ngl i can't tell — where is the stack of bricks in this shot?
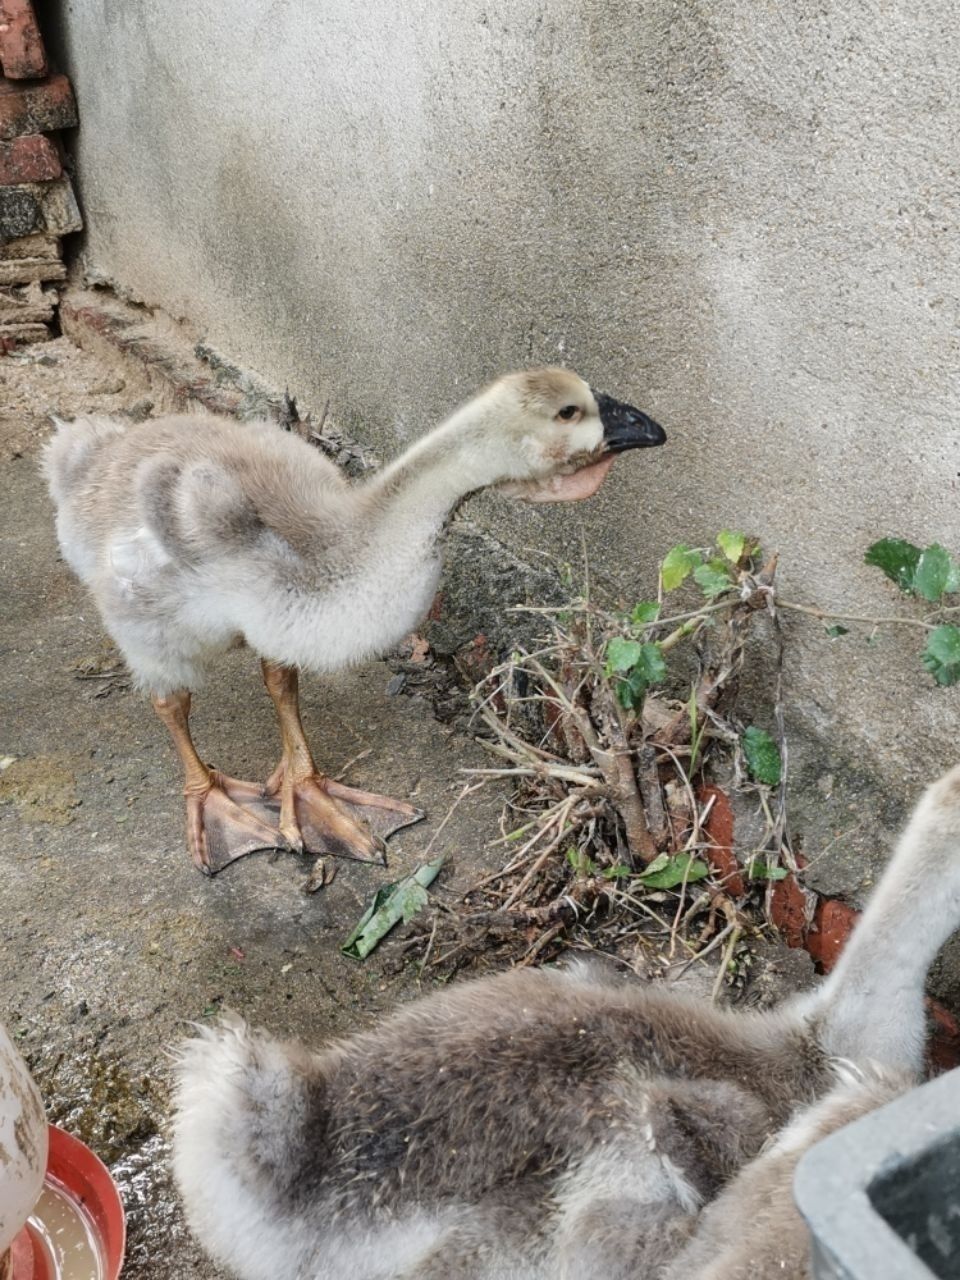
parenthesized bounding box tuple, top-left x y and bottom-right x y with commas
(0, 0, 80, 348)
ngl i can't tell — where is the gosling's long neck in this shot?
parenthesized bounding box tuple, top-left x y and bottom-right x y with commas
(809, 767, 960, 1074)
(360, 395, 510, 539)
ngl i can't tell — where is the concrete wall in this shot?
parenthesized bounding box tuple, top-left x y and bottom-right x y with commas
(46, 0, 959, 799)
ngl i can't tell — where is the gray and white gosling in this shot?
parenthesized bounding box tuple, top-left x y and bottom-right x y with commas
(660, 1063, 909, 1280)
(171, 762, 960, 1280)
(43, 369, 664, 874)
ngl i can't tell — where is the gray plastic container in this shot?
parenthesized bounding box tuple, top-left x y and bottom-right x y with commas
(794, 1067, 960, 1279)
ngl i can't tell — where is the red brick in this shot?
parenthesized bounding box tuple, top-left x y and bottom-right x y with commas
(806, 898, 860, 973)
(454, 633, 494, 686)
(0, 73, 76, 140)
(769, 871, 813, 949)
(699, 785, 746, 897)
(0, 132, 58, 182)
(927, 997, 960, 1074)
(0, 0, 46, 79)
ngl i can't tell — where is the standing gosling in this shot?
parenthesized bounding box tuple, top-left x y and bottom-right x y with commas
(44, 370, 664, 873)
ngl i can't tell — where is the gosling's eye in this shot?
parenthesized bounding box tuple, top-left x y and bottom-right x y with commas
(556, 405, 580, 422)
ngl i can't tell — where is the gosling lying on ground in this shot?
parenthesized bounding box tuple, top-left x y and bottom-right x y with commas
(171, 764, 960, 1279)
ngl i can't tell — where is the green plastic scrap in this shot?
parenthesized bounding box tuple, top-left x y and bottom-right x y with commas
(341, 857, 444, 960)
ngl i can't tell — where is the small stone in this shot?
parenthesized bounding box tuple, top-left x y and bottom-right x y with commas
(88, 373, 126, 395)
(386, 673, 407, 696)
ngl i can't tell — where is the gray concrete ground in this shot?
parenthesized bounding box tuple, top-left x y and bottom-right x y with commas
(0, 339, 504, 1277)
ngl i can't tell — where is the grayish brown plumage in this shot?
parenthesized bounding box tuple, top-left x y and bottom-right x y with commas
(172, 763, 960, 1278)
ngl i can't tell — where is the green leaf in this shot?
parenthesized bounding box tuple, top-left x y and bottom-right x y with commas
(605, 637, 644, 674)
(717, 530, 746, 564)
(504, 826, 530, 842)
(864, 538, 922, 592)
(922, 625, 960, 687)
(638, 853, 710, 890)
(342, 858, 444, 959)
(566, 847, 595, 875)
(825, 624, 850, 638)
(746, 860, 789, 881)
(661, 545, 702, 591)
(947, 560, 960, 594)
(630, 601, 661, 626)
(613, 642, 667, 710)
(742, 726, 782, 786)
(693, 562, 734, 599)
(602, 863, 632, 879)
(914, 543, 957, 603)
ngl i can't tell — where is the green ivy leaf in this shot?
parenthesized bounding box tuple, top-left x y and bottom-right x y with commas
(947, 560, 960, 594)
(613, 642, 667, 709)
(742, 726, 782, 786)
(638, 853, 710, 890)
(922, 625, 960, 687)
(694, 562, 734, 599)
(717, 530, 746, 564)
(661, 544, 702, 591)
(825, 624, 850, 638)
(914, 544, 958, 603)
(605, 637, 644, 674)
(864, 538, 922, 592)
(630, 601, 661, 626)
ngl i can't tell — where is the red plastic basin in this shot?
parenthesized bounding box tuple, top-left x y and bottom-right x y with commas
(11, 1125, 125, 1280)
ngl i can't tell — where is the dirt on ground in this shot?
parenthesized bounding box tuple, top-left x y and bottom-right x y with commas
(0, 337, 508, 1278)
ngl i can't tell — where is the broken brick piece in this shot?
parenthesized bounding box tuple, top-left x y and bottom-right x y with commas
(0, 255, 66, 283)
(0, 230, 57, 259)
(0, 133, 60, 183)
(699, 785, 746, 897)
(454, 633, 494, 686)
(927, 997, 960, 1074)
(0, 73, 76, 140)
(769, 871, 814, 949)
(806, 898, 861, 974)
(0, 0, 47, 79)
(0, 279, 56, 322)
(0, 318, 48, 343)
(0, 174, 81, 239)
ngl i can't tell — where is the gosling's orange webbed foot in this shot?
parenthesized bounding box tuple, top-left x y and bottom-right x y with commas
(257, 764, 424, 864)
(185, 770, 288, 876)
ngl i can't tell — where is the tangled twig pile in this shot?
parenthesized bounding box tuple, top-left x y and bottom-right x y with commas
(408, 534, 801, 982)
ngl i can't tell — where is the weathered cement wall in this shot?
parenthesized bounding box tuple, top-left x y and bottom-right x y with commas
(46, 1, 959, 799)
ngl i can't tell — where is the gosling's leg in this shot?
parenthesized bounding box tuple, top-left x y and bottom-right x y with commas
(151, 690, 285, 875)
(259, 660, 424, 862)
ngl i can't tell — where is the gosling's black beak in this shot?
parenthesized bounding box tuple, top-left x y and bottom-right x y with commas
(592, 389, 667, 453)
